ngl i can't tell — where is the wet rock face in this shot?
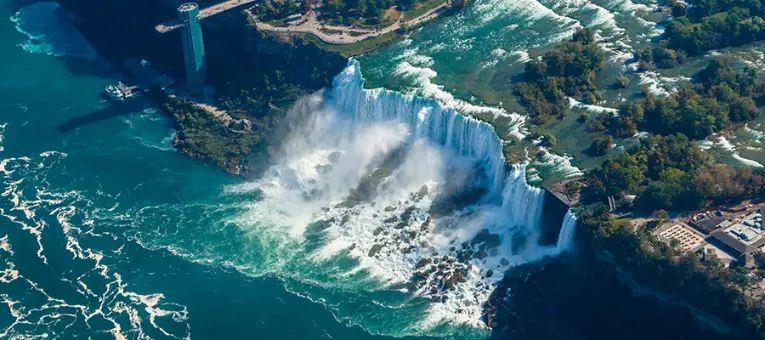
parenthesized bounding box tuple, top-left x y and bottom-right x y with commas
(325, 157, 509, 307)
(409, 254, 470, 297)
(368, 244, 383, 257)
(429, 164, 490, 217)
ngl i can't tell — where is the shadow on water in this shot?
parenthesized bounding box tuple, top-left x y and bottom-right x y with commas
(4, 0, 35, 11)
(57, 96, 163, 132)
(59, 54, 116, 79)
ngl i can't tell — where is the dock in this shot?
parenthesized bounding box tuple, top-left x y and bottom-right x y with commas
(121, 58, 173, 90)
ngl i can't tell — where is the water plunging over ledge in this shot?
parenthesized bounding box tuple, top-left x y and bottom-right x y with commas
(227, 59, 577, 332)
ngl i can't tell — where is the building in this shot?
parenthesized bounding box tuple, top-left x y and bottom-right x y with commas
(178, 3, 207, 88)
(702, 245, 735, 267)
(708, 209, 765, 268)
(286, 14, 302, 23)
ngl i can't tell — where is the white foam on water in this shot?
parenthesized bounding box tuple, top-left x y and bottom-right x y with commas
(10, 2, 98, 60)
(479, 48, 511, 69)
(568, 97, 620, 114)
(473, 0, 578, 25)
(637, 70, 691, 97)
(529, 148, 584, 183)
(0, 150, 191, 339)
(716, 136, 764, 168)
(226, 60, 577, 333)
(391, 61, 527, 139)
(743, 123, 765, 140)
(0, 235, 11, 255)
(0, 123, 6, 152)
(395, 47, 435, 68)
(508, 50, 531, 64)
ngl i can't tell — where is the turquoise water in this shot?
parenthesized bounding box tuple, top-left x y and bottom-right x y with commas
(0, 2, 442, 339)
(3, 2, 556, 339)
(2, 1, 760, 339)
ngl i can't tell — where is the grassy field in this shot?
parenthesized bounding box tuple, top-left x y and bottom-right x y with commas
(403, 0, 447, 20)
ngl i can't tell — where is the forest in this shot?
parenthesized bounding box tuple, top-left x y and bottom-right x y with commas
(514, 28, 606, 124)
(635, 0, 765, 68)
(581, 133, 765, 211)
(590, 58, 764, 139)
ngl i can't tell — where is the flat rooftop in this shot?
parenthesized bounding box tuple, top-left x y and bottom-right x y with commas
(710, 215, 765, 256)
(179, 3, 199, 11)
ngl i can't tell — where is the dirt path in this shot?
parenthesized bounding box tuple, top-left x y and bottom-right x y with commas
(253, 4, 449, 44)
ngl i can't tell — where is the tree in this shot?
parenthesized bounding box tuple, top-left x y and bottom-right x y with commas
(653, 209, 669, 221)
(514, 28, 605, 124)
(588, 136, 613, 156)
(755, 251, 765, 268)
(613, 74, 630, 89)
(302, 0, 313, 12)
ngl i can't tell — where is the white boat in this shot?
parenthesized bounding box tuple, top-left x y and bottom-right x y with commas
(105, 84, 125, 101)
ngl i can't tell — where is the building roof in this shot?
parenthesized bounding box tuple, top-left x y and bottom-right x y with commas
(694, 215, 728, 234)
(710, 229, 765, 256)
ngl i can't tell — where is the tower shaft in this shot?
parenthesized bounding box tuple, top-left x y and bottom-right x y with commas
(178, 3, 207, 88)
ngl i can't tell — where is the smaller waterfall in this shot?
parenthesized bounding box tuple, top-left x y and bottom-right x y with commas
(556, 209, 577, 253)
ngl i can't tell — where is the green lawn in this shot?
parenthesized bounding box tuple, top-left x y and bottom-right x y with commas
(303, 30, 403, 57)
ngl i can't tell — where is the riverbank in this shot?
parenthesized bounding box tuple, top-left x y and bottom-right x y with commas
(252, 3, 449, 50)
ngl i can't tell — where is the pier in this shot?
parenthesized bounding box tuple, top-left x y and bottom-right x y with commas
(106, 58, 173, 101)
(121, 58, 173, 90)
(155, 0, 257, 33)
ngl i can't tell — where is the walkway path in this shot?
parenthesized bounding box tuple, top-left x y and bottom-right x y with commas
(157, 0, 258, 33)
(253, 4, 449, 44)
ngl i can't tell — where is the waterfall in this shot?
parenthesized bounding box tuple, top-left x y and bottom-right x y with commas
(556, 209, 577, 253)
(330, 60, 507, 193)
(232, 59, 575, 330)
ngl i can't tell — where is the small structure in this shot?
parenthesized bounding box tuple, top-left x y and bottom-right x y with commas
(702, 245, 734, 268)
(286, 13, 302, 23)
(545, 178, 584, 207)
(117, 82, 133, 97)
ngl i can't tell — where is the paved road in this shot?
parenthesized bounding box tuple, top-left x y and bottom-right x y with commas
(254, 4, 449, 44)
(156, 0, 258, 33)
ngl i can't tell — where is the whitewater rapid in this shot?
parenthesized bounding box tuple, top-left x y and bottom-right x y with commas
(228, 60, 577, 333)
